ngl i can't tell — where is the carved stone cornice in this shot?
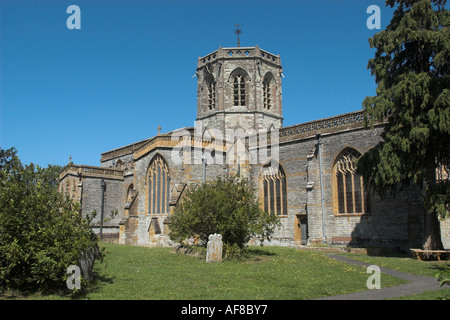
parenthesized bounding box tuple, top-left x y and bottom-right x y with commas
(59, 164, 124, 181)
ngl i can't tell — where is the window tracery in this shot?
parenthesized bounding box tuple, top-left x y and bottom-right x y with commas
(333, 148, 370, 214)
(147, 155, 170, 214)
(233, 74, 246, 106)
(261, 163, 287, 216)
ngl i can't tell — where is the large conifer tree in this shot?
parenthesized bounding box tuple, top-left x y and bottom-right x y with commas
(358, 0, 449, 250)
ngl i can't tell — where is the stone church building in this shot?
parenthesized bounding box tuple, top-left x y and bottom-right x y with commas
(59, 45, 449, 251)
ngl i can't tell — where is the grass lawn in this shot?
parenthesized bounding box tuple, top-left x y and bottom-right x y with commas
(339, 251, 448, 277)
(5, 243, 448, 300)
(32, 242, 408, 300)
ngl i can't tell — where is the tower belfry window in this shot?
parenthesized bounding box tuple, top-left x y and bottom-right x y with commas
(207, 80, 216, 110)
(263, 80, 272, 110)
(233, 74, 246, 106)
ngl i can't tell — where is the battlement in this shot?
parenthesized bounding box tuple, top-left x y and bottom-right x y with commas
(197, 46, 281, 68)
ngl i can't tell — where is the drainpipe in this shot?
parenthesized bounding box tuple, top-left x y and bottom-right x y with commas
(202, 154, 206, 183)
(237, 156, 241, 177)
(100, 179, 106, 240)
(316, 133, 326, 244)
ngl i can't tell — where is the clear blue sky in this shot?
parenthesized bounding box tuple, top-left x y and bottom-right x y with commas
(0, 0, 395, 167)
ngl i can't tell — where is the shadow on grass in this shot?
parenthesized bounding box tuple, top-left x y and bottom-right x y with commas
(226, 247, 277, 263)
(246, 248, 277, 257)
(72, 270, 115, 300)
(347, 245, 450, 261)
(0, 269, 115, 300)
(430, 262, 450, 274)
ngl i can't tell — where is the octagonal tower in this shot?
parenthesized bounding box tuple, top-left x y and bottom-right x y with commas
(196, 46, 284, 133)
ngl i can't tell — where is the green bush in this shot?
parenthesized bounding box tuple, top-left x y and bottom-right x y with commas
(169, 175, 280, 250)
(436, 263, 450, 300)
(436, 263, 450, 286)
(222, 243, 250, 260)
(0, 147, 102, 291)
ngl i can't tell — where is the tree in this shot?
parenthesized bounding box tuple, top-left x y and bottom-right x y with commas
(169, 175, 280, 249)
(0, 147, 101, 291)
(358, 0, 449, 250)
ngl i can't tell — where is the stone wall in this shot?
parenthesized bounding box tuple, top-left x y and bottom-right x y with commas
(81, 177, 124, 240)
(270, 124, 450, 252)
(440, 217, 450, 248)
(59, 164, 127, 241)
(61, 119, 450, 250)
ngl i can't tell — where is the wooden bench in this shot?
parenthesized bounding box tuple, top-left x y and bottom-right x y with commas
(410, 249, 450, 261)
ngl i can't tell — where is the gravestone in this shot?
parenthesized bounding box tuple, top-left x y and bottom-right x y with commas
(206, 234, 223, 263)
(79, 245, 99, 281)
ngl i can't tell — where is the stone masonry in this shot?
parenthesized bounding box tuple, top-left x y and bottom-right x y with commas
(59, 45, 449, 251)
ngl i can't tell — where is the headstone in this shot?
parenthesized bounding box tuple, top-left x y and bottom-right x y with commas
(206, 234, 223, 263)
(79, 245, 99, 281)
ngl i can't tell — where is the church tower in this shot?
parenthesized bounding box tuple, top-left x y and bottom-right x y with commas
(196, 45, 284, 133)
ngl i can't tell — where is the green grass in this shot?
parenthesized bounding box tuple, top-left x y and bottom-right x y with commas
(37, 243, 407, 300)
(339, 252, 447, 277)
(392, 288, 450, 300)
(5, 243, 448, 300)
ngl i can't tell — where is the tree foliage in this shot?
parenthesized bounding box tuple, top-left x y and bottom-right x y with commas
(169, 176, 280, 249)
(358, 0, 449, 249)
(0, 147, 101, 291)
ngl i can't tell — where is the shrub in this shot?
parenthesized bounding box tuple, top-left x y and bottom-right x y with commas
(0, 147, 102, 291)
(169, 175, 280, 250)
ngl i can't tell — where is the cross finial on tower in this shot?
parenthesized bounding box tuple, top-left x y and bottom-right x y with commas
(157, 124, 161, 135)
(234, 23, 242, 47)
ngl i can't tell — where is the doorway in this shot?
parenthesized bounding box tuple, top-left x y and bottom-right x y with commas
(294, 214, 308, 245)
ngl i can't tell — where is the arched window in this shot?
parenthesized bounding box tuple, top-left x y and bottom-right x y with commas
(261, 163, 287, 216)
(205, 74, 216, 110)
(263, 73, 275, 110)
(333, 148, 370, 214)
(147, 154, 170, 214)
(115, 159, 123, 169)
(233, 74, 246, 106)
